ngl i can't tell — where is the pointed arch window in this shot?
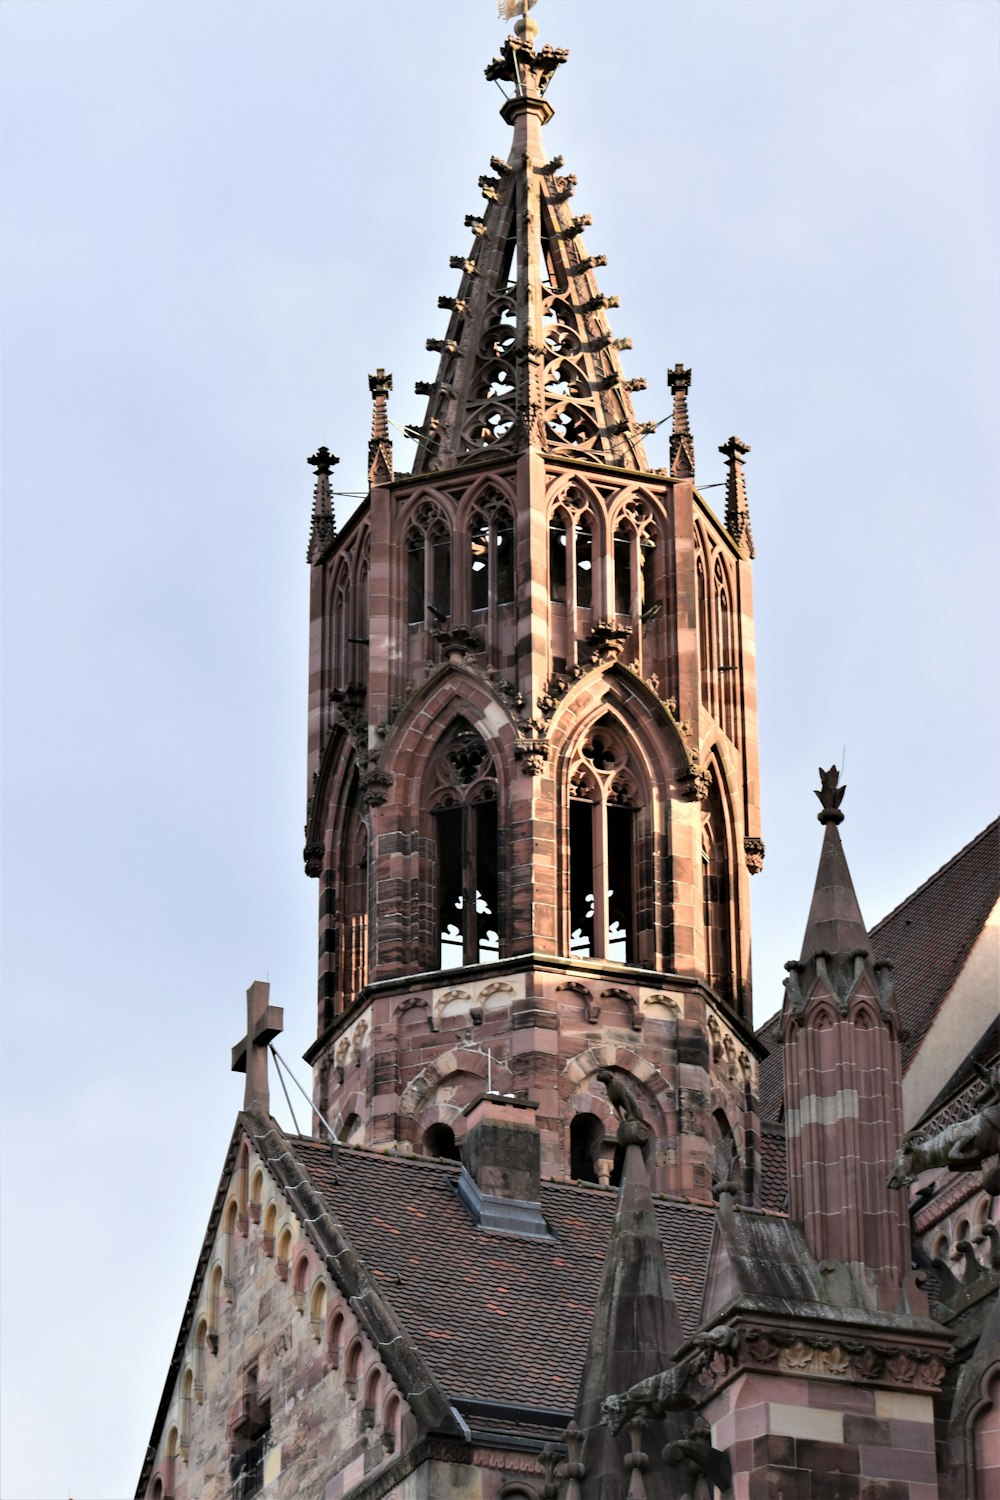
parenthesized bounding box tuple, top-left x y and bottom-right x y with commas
(696, 548, 714, 716)
(469, 491, 514, 611)
(406, 504, 451, 626)
(714, 558, 739, 745)
(429, 721, 500, 968)
(568, 719, 639, 963)
(702, 781, 734, 1007)
(549, 490, 597, 617)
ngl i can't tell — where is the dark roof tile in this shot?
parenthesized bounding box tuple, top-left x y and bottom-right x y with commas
(288, 1138, 717, 1411)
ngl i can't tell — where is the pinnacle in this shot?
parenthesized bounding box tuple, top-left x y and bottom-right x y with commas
(798, 770, 871, 962)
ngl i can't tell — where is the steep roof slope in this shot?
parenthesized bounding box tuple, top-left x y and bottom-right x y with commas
(754, 817, 999, 1129)
(869, 818, 999, 1072)
(293, 1136, 716, 1412)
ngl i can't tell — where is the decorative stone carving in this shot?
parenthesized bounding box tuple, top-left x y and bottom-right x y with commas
(887, 1064, 1000, 1195)
(743, 835, 765, 874)
(302, 841, 324, 878)
(360, 770, 393, 808)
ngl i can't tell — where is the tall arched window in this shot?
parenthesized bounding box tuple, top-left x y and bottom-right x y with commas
(406, 503, 451, 626)
(351, 543, 370, 687)
(702, 779, 734, 1007)
(329, 562, 350, 690)
(696, 547, 715, 716)
(612, 501, 661, 678)
(469, 491, 514, 611)
(715, 558, 739, 745)
(429, 721, 500, 968)
(568, 719, 639, 963)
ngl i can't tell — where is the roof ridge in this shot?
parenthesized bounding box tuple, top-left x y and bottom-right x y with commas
(868, 816, 1000, 939)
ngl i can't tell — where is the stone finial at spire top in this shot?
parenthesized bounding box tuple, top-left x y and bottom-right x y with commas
(367, 369, 394, 485)
(668, 363, 695, 479)
(307, 446, 338, 561)
(307, 445, 339, 476)
(816, 764, 846, 825)
(719, 433, 754, 559)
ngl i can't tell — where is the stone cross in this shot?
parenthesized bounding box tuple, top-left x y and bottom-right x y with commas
(231, 980, 284, 1113)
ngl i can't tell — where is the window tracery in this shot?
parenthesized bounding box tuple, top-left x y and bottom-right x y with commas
(469, 489, 514, 611)
(549, 488, 597, 620)
(406, 502, 451, 626)
(702, 780, 734, 1007)
(429, 721, 499, 968)
(568, 719, 639, 962)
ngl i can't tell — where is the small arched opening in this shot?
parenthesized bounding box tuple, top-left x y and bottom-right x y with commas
(423, 1122, 461, 1161)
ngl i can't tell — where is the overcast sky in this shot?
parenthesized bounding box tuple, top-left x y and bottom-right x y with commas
(2, 1, 997, 1495)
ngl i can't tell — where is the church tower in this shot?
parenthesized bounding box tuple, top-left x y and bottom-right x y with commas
(302, 13, 764, 1199)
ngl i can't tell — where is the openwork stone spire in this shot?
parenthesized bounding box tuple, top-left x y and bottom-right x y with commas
(412, 29, 651, 475)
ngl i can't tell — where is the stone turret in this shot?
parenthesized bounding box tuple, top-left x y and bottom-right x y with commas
(781, 767, 910, 1297)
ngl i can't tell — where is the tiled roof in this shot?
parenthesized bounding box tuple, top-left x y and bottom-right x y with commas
(754, 818, 1000, 1124)
(758, 1127, 787, 1213)
(868, 819, 999, 1072)
(755, 1011, 784, 1125)
(289, 1137, 717, 1412)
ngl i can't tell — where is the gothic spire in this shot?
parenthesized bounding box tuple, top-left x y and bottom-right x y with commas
(412, 20, 652, 475)
(720, 435, 754, 558)
(367, 368, 394, 486)
(574, 1092, 683, 1497)
(797, 767, 871, 963)
(667, 364, 694, 479)
(307, 445, 338, 562)
(781, 769, 910, 1291)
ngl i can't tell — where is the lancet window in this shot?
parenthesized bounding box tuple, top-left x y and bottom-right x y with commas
(406, 504, 451, 626)
(702, 780, 734, 1007)
(696, 546, 715, 718)
(351, 545, 370, 688)
(715, 558, 739, 746)
(568, 718, 640, 963)
(429, 721, 500, 968)
(469, 490, 514, 612)
(549, 488, 597, 637)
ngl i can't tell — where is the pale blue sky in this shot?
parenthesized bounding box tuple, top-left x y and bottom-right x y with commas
(2, 1, 997, 1495)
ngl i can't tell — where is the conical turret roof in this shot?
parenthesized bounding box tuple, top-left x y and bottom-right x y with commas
(799, 766, 872, 962)
(412, 29, 652, 475)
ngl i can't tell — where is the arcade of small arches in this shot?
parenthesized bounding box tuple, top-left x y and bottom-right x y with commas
(147, 1142, 405, 1499)
(927, 1192, 999, 1279)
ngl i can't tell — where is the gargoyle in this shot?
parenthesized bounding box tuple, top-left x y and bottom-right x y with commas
(887, 1064, 1000, 1194)
(601, 1361, 695, 1433)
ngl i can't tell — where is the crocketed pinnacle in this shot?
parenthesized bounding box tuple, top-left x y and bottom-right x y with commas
(307, 446, 338, 563)
(368, 369, 394, 486)
(574, 1119, 684, 1498)
(412, 32, 651, 475)
(720, 435, 754, 558)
